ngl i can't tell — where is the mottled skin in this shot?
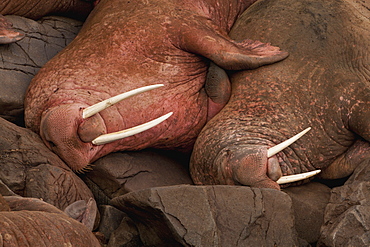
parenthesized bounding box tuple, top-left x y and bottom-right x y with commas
(0, 195, 100, 246)
(190, 0, 370, 189)
(24, 0, 288, 171)
(0, 0, 95, 43)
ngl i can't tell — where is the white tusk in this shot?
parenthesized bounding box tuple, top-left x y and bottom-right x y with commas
(92, 112, 173, 145)
(276, 169, 321, 184)
(267, 127, 311, 158)
(82, 84, 164, 119)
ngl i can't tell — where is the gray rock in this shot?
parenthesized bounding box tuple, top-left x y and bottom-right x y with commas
(82, 150, 192, 204)
(0, 15, 82, 124)
(318, 181, 370, 247)
(284, 182, 331, 244)
(318, 158, 370, 246)
(111, 185, 299, 247)
(98, 205, 126, 241)
(0, 117, 93, 210)
(107, 213, 142, 247)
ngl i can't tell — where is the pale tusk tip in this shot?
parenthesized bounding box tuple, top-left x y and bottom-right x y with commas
(276, 169, 321, 185)
(267, 127, 312, 158)
(82, 84, 166, 119)
(92, 111, 173, 145)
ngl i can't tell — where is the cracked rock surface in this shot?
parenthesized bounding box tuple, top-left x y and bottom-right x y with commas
(82, 150, 193, 205)
(318, 159, 370, 247)
(0, 116, 94, 211)
(111, 185, 299, 246)
(0, 15, 82, 125)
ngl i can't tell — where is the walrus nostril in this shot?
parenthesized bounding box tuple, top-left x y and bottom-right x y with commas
(82, 84, 164, 119)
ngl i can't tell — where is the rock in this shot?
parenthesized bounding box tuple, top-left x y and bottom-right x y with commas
(111, 185, 299, 246)
(284, 182, 331, 244)
(318, 159, 370, 246)
(107, 213, 142, 247)
(82, 150, 192, 204)
(0, 15, 82, 125)
(0, 117, 93, 210)
(98, 205, 126, 241)
(318, 181, 370, 247)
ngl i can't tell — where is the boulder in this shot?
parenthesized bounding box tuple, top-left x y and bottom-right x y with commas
(82, 150, 192, 205)
(284, 182, 331, 244)
(0, 15, 82, 125)
(0, 117, 93, 210)
(111, 185, 299, 246)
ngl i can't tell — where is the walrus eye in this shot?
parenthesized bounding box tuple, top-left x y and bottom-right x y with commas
(48, 140, 56, 149)
(82, 84, 164, 119)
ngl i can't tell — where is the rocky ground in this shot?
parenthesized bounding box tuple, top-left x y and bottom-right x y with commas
(1, 15, 370, 246)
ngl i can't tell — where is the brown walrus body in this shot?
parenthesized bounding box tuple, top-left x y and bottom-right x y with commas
(24, 0, 288, 171)
(190, 0, 370, 189)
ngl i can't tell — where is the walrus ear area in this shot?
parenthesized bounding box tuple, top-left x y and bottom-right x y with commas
(175, 15, 288, 70)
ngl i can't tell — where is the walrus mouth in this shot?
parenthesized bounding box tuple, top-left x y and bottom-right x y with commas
(82, 84, 173, 145)
(266, 127, 321, 184)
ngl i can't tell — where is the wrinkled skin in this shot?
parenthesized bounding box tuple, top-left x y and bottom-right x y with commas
(0, 0, 95, 44)
(190, 0, 370, 190)
(0, 195, 100, 247)
(24, 0, 288, 171)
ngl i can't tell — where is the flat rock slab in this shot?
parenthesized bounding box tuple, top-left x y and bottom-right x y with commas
(284, 182, 331, 244)
(82, 150, 192, 205)
(0, 117, 93, 210)
(111, 185, 298, 246)
(0, 15, 82, 124)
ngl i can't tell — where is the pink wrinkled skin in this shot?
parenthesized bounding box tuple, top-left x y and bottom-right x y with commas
(24, 0, 288, 171)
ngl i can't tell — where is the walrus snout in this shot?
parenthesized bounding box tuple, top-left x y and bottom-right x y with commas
(40, 104, 101, 172)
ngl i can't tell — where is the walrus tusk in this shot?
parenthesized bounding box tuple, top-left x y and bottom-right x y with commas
(92, 112, 173, 145)
(267, 127, 311, 158)
(276, 169, 321, 184)
(82, 84, 164, 119)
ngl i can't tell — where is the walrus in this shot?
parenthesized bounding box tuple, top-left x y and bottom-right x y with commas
(190, 0, 370, 189)
(24, 0, 288, 172)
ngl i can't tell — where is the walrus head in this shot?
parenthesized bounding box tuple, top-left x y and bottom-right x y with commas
(191, 127, 321, 189)
(40, 84, 172, 172)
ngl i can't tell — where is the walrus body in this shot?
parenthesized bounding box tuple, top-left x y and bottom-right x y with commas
(24, 0, 288, 171)
(190, 0, 370, 189)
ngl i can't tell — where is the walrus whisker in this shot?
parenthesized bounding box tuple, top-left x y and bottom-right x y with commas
(74, 164, 94, 173)
(267, 127, 311, 158)
(92, 112, 173, 145)
(276, 169, 321, 184)
(82, 84, 164, 119)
